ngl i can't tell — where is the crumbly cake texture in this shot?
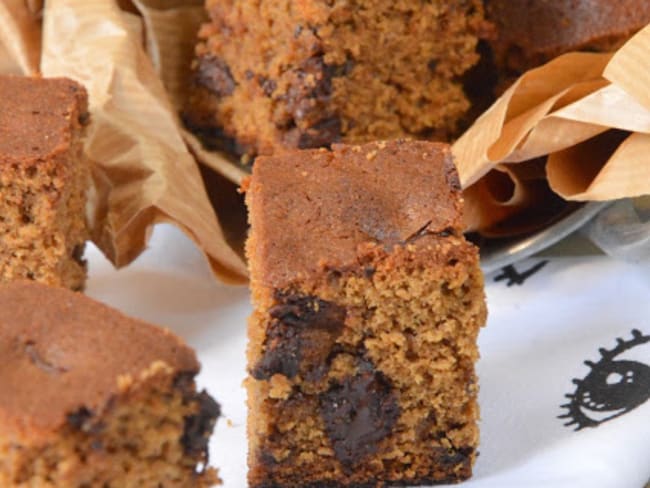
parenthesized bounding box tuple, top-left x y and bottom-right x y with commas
(0, 75, 90, 290)
(0, 281, 220, 487)
(487, 0, 650, 74)
(245, 140, 487, 487)
(185, 0, 489, 157)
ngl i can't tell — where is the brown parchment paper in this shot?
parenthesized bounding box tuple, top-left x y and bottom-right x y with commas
(0, 0, 41, 75)
(454, 24, 650, 234)
(0, 0, 247, 283)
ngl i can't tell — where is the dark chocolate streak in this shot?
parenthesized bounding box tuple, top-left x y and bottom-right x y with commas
(196, 55, 236, 97)
(319, 360, 400, 469)
(252, 293, 346, 380)
(181, 390, 221, 458)
(181, 112, 249, 158)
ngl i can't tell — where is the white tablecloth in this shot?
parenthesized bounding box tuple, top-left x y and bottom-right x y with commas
(85, 224, 650, 488)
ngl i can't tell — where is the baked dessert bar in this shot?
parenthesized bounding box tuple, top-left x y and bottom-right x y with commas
(0, 281, 220, 487)
(185, 1, 490, 157)
(487, 0, 650, 74)
(244, 140, 487, 486)
(0, 75, 90, 290)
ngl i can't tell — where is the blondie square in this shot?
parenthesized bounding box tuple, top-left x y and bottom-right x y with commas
(0, 75, 89, 290)
(0, 281, 220, 487)
(244, 140, 487, 486)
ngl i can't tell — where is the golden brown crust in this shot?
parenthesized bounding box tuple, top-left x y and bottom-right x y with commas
(0, 75, 90, 290)
(246, 140, 463, 289)
(0, 76, 88, 162)
(0, 281, 199, 444)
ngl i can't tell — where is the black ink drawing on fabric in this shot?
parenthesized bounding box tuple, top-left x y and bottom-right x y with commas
(559, 329, 650, 430)
(494, 261, 549, 286)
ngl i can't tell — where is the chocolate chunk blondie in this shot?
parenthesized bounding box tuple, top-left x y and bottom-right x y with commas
(0, 76, 90, 290)
(185, 1, 490, 157)
(0, 281, 220, 487)
(244, 140, 487, 486)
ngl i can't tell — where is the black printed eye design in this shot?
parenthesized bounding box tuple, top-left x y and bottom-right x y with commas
(559, 329, 650, 431)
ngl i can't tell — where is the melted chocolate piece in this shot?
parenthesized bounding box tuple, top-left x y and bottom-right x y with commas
(173, 370, 196, 394)
(67, 406, 94, 431)
(252, 294, 346, 380)
(296, 116, 342, 149)
(196, 55, 236, 97)
(253, 320, 302, 379)
(276, 56, 342, 148)
(260, 76, 278, 97)
(434, 446, 475, 470)
(181, 390, 221, 457)
(319, 360, 400, 468)
(78, 111, 90, 125)
(269, 293, 345, 329)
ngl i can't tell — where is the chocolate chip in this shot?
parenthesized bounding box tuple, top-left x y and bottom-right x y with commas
(67, 406, 94, 431)
(78, 111, 90, 125)
(253, 322, 302, 379)
(427, 59, 439, 71)
(181, 390, 221, 458)
(332, 58, 355, 77)
(173, 370, 196, 394)
(297, 116, 342, 149)
(435, 446, 474, 470)
(319, 360, 400, 468)
(276, 55, 342, 148)
(258, 450, 280, 468)
(363, 266, 376, 279)
(252, 294, 346, 380)
(195, 55, 236, 97)
(269, 293, 346, 331)
(261, 77, 277, 97)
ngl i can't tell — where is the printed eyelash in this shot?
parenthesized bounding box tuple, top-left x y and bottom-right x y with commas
(559, 329, 650, 431)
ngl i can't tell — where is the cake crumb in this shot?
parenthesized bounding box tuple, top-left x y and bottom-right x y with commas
(268, 374, 292, 399)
